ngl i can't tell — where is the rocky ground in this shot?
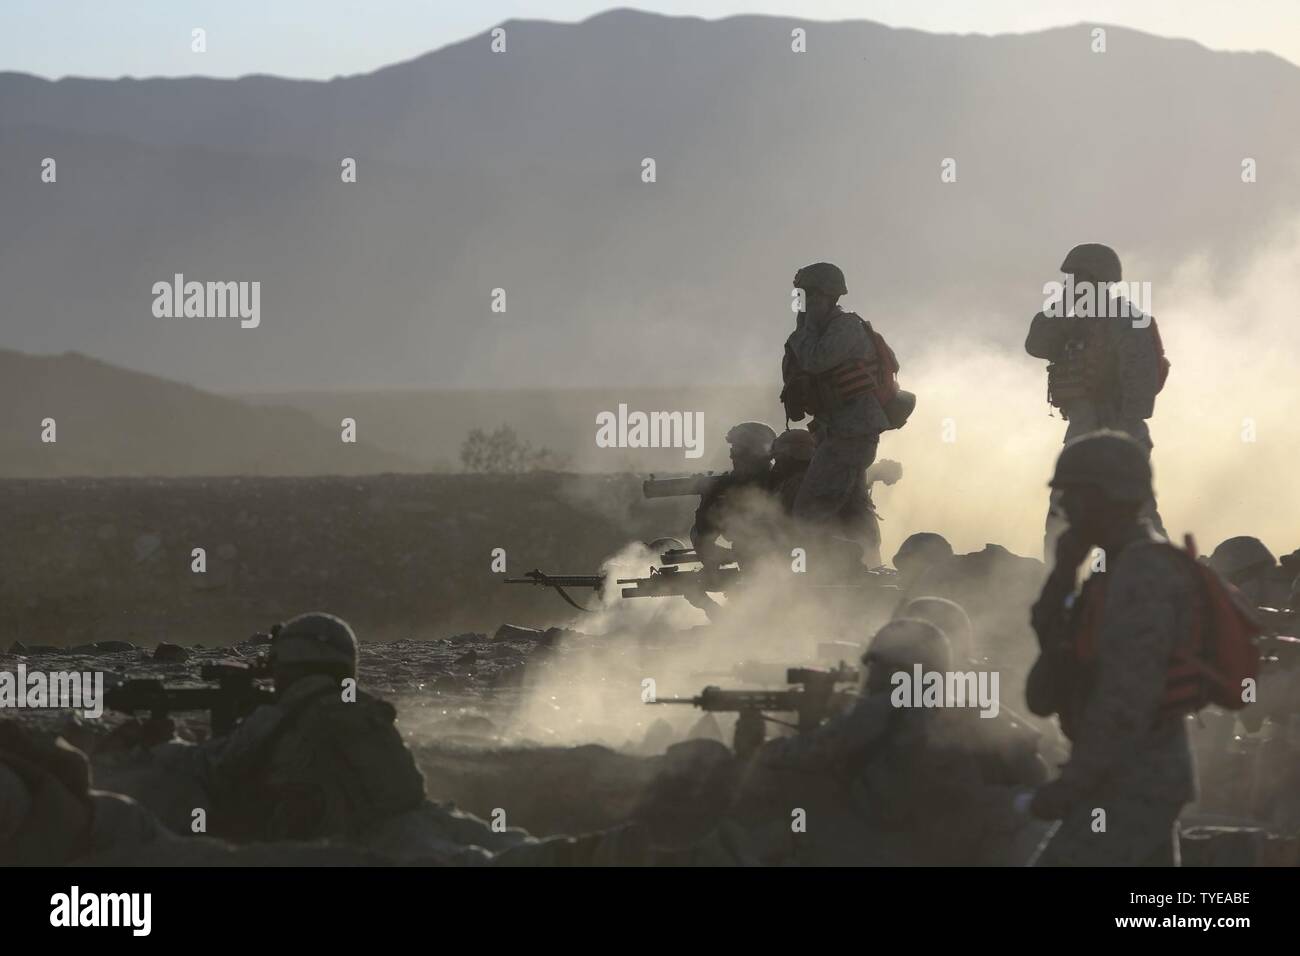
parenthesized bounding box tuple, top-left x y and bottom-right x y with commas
(0, 472, 695, 645)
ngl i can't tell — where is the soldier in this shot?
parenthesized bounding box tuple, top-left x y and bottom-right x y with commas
(769, 428, 817, 515)
(1025, 431, 1195, 866)
(901, 596, 1050, 789)
(891, 532, 954, 594)
(689, 421, 777, 574)
(1025, 243, 1168, 555)
(1207, 536, 1297, 609)
(149, 613, 646, 864)
(781, 262, 909, 570)
(0, 719, 176, 865)
(740, 619, 1044, 865)
(770, 428, 890, 566)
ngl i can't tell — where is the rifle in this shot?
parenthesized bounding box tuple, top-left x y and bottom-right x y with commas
(105, 659, 275, 735)
(642, 472, 726, 499)
(503, 569, 606, 611)
(647, 663, 859, 757)
(510, 558, 897, 609)
(657, 547, 700, 566)
(618, 564, 741, 598)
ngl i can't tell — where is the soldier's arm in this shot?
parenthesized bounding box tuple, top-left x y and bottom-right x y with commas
(1116, 323, 1160, 421)
(1024, 312, 1066, 360)
(690, 483, 728, 558)
(1054, 549, 1183, 801)
(757, 693, 896, 770)
(796, 313, 871, 374)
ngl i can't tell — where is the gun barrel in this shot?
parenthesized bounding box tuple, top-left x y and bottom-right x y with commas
(658, 548, 700, 566)
(504, 571, 604, 588)
(642, 473, 723, 499)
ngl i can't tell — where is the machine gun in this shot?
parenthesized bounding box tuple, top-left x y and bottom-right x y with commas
(503, 569, 607, 610)
(657, 547, 700, 566)
(647, 663, 859, 758)
(642, 472, 726, 499)
(618, 564, 741, 599)
(105, 659, 275, 735)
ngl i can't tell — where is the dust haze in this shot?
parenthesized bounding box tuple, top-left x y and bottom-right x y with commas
(493, 221, 1300, 751)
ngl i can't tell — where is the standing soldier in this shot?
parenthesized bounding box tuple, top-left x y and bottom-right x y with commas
(781, 262, 911, 570)
(1025, 243, 1169, 555)
(1025, 431, 1196, 866)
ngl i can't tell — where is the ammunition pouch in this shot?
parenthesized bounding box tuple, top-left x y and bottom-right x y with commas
(1046, 336, 1109, 416)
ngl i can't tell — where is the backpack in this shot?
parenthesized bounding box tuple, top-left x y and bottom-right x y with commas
(1170, 535, 1261, 712)
(1148, 316, 1172, 394)
(1070, 534, 1262, 718)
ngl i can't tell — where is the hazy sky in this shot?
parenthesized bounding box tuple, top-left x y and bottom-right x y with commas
(3, 1, 1298, 80)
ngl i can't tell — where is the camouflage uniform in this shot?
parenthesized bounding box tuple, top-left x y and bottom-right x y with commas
(1, 720, 172, 865)
(151, 673, 645, 864)
(786, 304, 888, 527)
(730, 621, 1048, 865)
(1027, 525, 1197, 866)
(691, 469, 776, 569)
(149, 614, 648, 864)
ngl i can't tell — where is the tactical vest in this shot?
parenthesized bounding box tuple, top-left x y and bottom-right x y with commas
(815, 318, 900, 410)
(783, 316, 899, 421)
(1046, 317, 1170, 416)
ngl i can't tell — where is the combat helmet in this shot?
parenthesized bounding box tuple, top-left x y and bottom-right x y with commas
(270, 612, 359, 679)
(772, 428, 817, 463)
(793, 262, 848, 297)
(901, 597, 974, 664)
(863, 618, 951, 674)
(1207, 536, 1276, 580)
(1060, 243, 1122, 283)
(892, 532, 953, 573)
(1049, 430, 1152, 504)
(725, 421, 777, 458)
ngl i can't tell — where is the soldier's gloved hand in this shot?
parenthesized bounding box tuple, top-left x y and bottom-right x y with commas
(1029, 779, 1074, 820)
(1051, 527, 1090, 576)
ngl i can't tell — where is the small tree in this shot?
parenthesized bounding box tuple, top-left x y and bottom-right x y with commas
(460, 425, 568, 473)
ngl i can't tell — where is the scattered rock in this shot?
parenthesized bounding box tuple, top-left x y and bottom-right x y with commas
(153, 642, 190, 662)
(540, 627, 574, 647)
(446, 632, 484, 645)
(71, 640, 138, 654)
(492, 624, 544, 643)
(454, 649, 478, 666)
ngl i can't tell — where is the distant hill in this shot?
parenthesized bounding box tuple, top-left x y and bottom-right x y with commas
(3, 10, 1300, 392)
(0, 349, 414, 477)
